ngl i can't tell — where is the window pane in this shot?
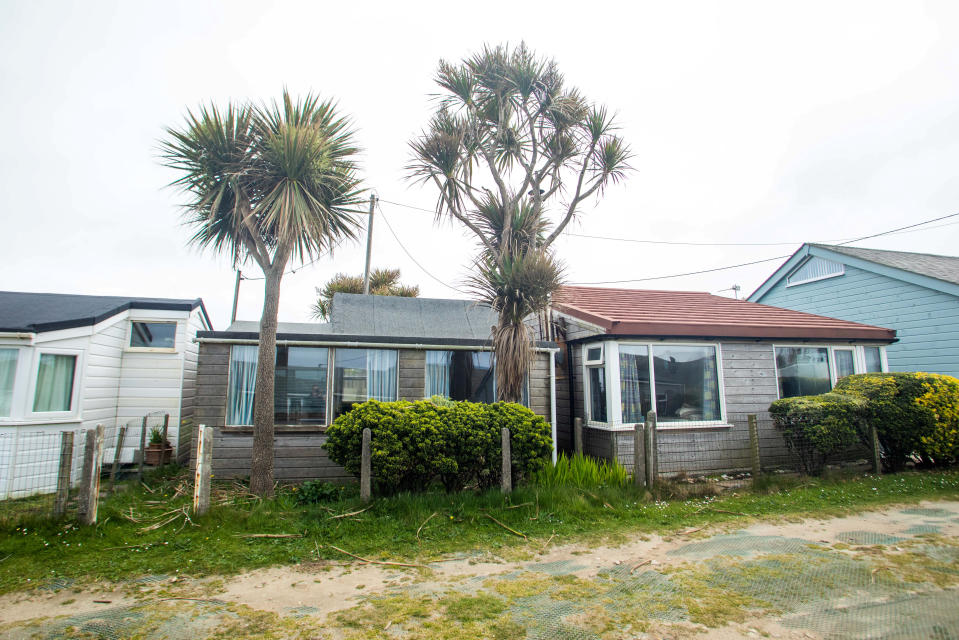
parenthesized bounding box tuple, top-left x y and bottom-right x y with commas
(33, 354, 76, 412)
(775, 347, 831, 398)
(130, 322, 176, 348)
(620, 345, 652, 423)
(274, 347, 328, 425)
(0, 349, 17, 417)
(425, 350, 452, 398)
(652, 345, 721, 422)
(864, 347, 883, 373)
(834, 349, 855, 379)
(333, 349, 397, 419)
(588, 366, 607, 422)
(227, 345, 258, 425)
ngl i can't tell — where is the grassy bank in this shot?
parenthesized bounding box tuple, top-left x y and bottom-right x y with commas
(0, 468, 957, 594)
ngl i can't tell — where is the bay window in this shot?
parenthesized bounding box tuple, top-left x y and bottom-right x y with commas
(618, 344, 721, 424)
(863, 347, 883, 373)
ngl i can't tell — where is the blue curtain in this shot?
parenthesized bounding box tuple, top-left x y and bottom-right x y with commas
(425, 350, 451, 398)
(366, 349, 397, 402)
(227, 345, 258, 425)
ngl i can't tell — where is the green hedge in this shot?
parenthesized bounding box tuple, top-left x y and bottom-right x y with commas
(834, 373, 942, 470)
(770, 372, 959, 472)
(323, 399, 553, 493)
(769, 393, 866, 474)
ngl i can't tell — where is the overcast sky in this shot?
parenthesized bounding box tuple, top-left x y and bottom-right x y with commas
(2, 0, 958, 328)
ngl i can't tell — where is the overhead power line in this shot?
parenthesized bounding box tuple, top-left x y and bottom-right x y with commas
(377, 197, 955, 248)
(567, 212, 959, 285)
(375, 201, 466, 294)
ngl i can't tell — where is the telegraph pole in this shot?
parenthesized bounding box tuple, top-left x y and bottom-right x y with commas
(230, 270, 242, 324)
(362, 194, 377, 295)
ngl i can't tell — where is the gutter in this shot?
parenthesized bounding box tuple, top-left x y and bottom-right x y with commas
(195, 337, 560, 353)
(0, 332, 35, 343)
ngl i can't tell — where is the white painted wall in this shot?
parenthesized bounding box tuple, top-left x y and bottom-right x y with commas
(0, 305, 209, 498)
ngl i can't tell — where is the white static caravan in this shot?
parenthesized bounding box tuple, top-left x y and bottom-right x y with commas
(0, 292, 212, 498)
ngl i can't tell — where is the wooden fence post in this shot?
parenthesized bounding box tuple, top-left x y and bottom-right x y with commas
(748, 414, 762, 481)
(192, 425, 212, 516)
(871, 424, 882, 474)
(161, 414, 170, 448)
(137, 415, 148, 481)
(78, 425, 104, 525)
(633, 422, 645, 488)
(501, 428, 512, 494)
(360, 428, 371, 503)
(644, 411, 657, 488)
(110, 425, 127, 490)
(53, 431, 74, 517)
(573, 417, 583, 455)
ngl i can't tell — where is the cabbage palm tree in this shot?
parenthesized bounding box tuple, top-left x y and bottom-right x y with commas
(310, 268, 419, 320)
(161, 91, 365, 496)
(409, 43, 631, 401)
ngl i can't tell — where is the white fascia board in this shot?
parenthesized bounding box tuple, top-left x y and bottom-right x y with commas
(806, 245, 959, 298)
(747, 245, 811, 302)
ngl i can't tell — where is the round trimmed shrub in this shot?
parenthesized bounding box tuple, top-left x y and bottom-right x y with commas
(770, 392, 866, 474)
(323, 399, 553, 493)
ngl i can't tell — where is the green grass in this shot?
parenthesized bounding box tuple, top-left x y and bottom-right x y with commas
(529, 452, 630, 489)
(0, 467, 958, 594)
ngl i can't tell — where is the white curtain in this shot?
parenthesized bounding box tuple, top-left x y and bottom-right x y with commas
(33, 354, 76, 412)
(0, 349, 17, 417)
(227, 345, 258, 425)
(425, 350, 452, 398)
(366, 349, 397, 402)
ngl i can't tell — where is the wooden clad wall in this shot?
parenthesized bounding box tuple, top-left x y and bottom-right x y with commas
(194, 342, 555, 483)
(757, 262, 959, 378)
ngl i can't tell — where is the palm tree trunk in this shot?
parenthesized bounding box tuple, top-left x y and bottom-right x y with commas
(249, 266, 283, 497)
(494, 313, 531, 404)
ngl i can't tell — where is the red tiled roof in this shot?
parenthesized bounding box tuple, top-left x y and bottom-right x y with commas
(553, 286, 896, 341)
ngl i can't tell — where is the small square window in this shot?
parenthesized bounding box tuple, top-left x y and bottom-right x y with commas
(131, 322, 176, 348)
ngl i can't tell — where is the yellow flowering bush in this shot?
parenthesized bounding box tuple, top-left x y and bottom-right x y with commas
(915, 373, 959, 463)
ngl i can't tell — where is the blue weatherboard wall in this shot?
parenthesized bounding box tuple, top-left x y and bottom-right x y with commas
(757, 263, 959, 378)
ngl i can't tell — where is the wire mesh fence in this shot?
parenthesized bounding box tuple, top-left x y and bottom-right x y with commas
(591, 412, 876, 494)
(0, 412, 174, 526)
(0, 429, 84, 525)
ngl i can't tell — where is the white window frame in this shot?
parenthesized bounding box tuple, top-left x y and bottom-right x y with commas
(774, 344, 888, 399)
(619, 340, 727, 430)
(331, 347, 400, 422)
(126, 320, 178, 353)
(0, 345, 29, 422)
(584, 340, 727, 430)
(422, 348, 498, 403)
(25, 347, 84, 420)
(785, 257, 845, 287)
(582, 342, 611, 426)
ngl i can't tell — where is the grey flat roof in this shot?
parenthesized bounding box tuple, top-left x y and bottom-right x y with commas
(201, 293, 560, 348)
(0, 291, 210, 333)
(811, 244, 959, 286)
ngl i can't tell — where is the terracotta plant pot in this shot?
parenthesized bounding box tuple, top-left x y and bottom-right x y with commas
(145, 443, 173, 466)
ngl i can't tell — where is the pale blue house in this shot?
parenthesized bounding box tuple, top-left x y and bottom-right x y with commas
(749, 244, 959, 378)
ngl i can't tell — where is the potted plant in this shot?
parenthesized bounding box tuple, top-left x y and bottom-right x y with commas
(145, 427, 173, 465)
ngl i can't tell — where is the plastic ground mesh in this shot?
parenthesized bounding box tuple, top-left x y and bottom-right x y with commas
(6, 506, 959, 639)
(5, 600, 230, 640)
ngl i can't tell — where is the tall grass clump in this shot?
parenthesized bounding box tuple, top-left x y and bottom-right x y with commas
(531, 453, 630, 489)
